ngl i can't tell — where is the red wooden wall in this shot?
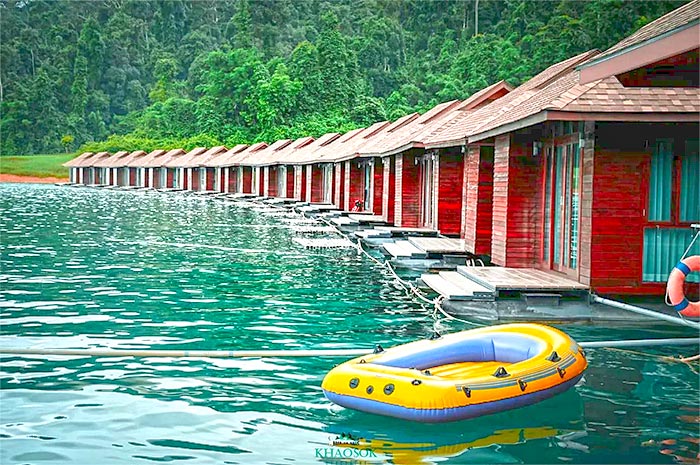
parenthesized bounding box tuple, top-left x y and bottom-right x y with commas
(396, 151, 420, 227)
(311, 165, 323, 203)
(191, 169, 200, 191)
(286, 168, 294, 198)
(228, 168, 236, 192)
(437, 150, 464, 236)
(373, 158, 384, 216)
(345, 161, 362, 211)
(268, 167, 278, 197)
(206, 168, 215, 190)
(463, 145, 495, 255)
(491, 134, 542, 267)
(242, 167, 252, 193)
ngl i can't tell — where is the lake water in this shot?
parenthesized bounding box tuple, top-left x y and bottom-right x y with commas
(1, 183, 698, 464)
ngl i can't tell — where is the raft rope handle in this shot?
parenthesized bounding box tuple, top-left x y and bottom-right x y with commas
(665, 228, 700, 307)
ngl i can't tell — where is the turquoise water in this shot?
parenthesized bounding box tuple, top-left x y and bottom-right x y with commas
(0, 183, 698, 465)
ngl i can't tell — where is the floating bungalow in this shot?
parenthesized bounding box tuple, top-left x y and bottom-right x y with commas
(61, 0, 699, 301)
(64, 152, 94, 184)
(208, 144, 248, 193)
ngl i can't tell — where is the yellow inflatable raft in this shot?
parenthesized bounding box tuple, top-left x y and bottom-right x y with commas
(322, 323, 587, 422)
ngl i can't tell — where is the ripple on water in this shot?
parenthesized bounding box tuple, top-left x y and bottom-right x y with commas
(0, 184, 698, 465)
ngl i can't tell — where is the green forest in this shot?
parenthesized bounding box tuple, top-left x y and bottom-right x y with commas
(0, 0, 685, 156)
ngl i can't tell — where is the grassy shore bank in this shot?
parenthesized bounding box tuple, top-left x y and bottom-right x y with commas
(0, 153, 74, 178)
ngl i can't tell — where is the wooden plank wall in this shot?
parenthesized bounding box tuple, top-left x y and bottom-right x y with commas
(286, 168, 295, 198)
(311, 165, 323, 202)
(228, 168, 236, 193)
(206, 168, 215, 190)
(373, 158, 384, 216)
(437, 149, 463, 236)
(346, 162, 363, 211)
(167, 168, 175, 188)
(268, 167, 278, 197)
(129, 168, 137, 186)
(491, 134, 541, 267)
(462, 144, 494, 255)
(242, 166, 252, 193)
(396, 150, 420, 227)
(382, 156, 395, 224)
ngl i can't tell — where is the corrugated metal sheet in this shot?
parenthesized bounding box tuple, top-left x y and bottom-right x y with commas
(207, 144, 249, 167)
(163, 147, 207, 168)
(63, 152, 94, 167)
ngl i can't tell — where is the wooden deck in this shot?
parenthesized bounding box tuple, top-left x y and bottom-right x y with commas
(457, 266, 588, 292)
(423, 266, 589, 301)
(408, 237, 466, 254)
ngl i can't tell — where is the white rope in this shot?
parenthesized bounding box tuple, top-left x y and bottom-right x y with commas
(1, 338, 697, 359)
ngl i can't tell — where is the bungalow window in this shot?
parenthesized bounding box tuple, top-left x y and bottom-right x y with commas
(642, 139, 700, 282)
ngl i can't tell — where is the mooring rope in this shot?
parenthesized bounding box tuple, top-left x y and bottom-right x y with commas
(0, 338, 698, 359)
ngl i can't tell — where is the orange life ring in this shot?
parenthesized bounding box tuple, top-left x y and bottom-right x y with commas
(667, 255, 700, 318)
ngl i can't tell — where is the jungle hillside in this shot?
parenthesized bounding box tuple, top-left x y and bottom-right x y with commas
(0, 0, 686, 156)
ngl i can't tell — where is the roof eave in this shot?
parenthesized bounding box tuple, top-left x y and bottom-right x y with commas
(578, 21, 700, 84)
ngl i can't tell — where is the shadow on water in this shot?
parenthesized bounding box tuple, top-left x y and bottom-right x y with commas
(322, 389, 585, 464)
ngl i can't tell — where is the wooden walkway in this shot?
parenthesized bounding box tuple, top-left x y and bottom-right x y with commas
(408, 237, 466, 254)
(422, 266, 589, 301)
(458, 266, 588, 292)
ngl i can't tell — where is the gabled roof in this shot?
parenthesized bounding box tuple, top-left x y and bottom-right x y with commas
(357, 105, 461, 157)
(129, 149, 167, 167)
(238, 139, 291, 166)
(179, 146, 228, 168)
(223, 142, 269, 167)
(468, 49, 699, 142)
(282, 132, 344, 165)
(99, 150, 131, 168)
(85, 152, 111, 167)
(207, 144, 249, 167)
(578, 0, 699, 84)
(164, 147, 207, 168)
(423, 50, 601, 147)
(313, 122, 392, 163)
(258, 136, 315, 166)
(115, 150, 147, 168)
(141, 149, 185, 168)
(63, 152, 94, 167)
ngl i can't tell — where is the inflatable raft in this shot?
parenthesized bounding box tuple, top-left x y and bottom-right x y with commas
(322, 323, 587, 422)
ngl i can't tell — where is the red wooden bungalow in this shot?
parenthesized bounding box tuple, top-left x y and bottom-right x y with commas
(234, 139, 293, 196)
(304, 122, 397, 208)
(280, 132, 344, 202)
(162, 147, 206, 189)
(101, 151, 131, 186)
(113, 150, 147, 186)
(365, 83, 512, 235)
(221, 142, 268, 194)
(143, 149, 185, 189)
(423, 0, 699, 296)
(83, 152, 110, 185)
(63, 152, 94, 184)
(128, 149, 166, 188)
(257, 137, 315, 198)
(206, 144, 248, 193)
(179, 146, 227, 191)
